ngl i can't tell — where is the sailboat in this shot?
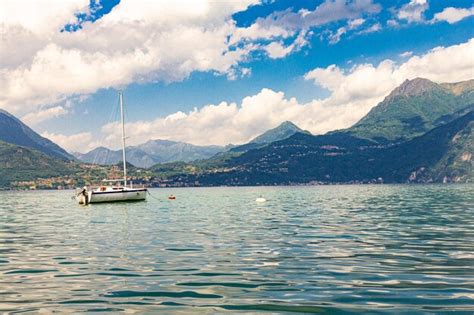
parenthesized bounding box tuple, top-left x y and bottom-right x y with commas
(76, 92, 147, 205)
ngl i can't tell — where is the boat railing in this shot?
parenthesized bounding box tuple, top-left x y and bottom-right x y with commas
(87, 179, 147, 189)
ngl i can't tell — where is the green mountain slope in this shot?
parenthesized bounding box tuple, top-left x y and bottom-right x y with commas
(344, 78, 474, 143)
(0, 141, 77, 187)
(407, 117, 473, 183)
(0, 109, 74, 160)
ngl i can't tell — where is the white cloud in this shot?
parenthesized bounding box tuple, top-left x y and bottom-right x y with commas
(226, 66, 253, 81)
(100, 88, 330, 148)
(395, 1, 473, 25)
(357, 23, 381, 34)
(399, 51, 413, 58)
(432, 6, 474, 24)
(305, 38, 474, 118)
(0, 0, 384, 117)
(263, 31, 309, 58)
(397, 0, 428, 22)
(41, 131, 100, 153)
(348, 18, 365, 29)
(264, 42, 294, 59)
(257, 0, 380, 31)
(0, 0, 259, 115)
(0, 0, 88, 70)
(387, 19, 399, 27)
(22, 106, 69, 126)
(0, 0, 87, 33)
(85, 39, 474, 151)
(328, 17, 367, 44)
(329, 27, 347, 44)
(237, 0, 380, 47)
(231, 23, 291, 43)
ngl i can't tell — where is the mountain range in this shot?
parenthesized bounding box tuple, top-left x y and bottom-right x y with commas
(0, 102, 312, 187)
(73, 121, 307, 168)
(0, 77, 472, 187)
(152, 78, 474, 185)
(172, 110, 472, 185)
(73, 140, 226, 168)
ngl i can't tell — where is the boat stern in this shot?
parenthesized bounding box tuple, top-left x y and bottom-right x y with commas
(75, 187, 91, 205)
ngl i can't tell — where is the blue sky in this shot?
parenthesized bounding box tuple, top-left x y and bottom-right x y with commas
(0, 0, 473, 151)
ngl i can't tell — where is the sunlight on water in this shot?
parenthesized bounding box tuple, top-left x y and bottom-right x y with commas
(0, 185, 473, 313)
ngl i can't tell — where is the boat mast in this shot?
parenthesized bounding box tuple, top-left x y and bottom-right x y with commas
(119, 91, 127, 187)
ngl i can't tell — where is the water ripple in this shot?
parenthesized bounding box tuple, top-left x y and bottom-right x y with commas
(0, 185, 473, 313)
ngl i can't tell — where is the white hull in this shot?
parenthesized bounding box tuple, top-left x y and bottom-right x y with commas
(76, 188, 147, 204)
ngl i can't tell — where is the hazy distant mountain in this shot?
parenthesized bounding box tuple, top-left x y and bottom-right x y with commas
(230, 121, 310, 153)
(75, 121, 308, 166)
(0, 109, 74, 160)
(74, 139, 225, 168)
(73, 147, 124, 165)
(344, 78, 474, 143)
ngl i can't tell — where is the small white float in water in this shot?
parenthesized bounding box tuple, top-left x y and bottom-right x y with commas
(255, 196, 266, 203)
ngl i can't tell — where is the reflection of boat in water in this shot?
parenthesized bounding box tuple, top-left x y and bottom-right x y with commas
(75, 92, 147, 205)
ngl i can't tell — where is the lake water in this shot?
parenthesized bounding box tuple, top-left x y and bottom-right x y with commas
(1, 185, 473, 314)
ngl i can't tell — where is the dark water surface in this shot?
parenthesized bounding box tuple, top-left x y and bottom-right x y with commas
(1, 185, 473, 314)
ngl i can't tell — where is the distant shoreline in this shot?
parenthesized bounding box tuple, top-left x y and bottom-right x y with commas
(2, 181, 471, 192)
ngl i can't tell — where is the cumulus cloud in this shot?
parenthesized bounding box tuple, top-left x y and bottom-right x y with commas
(264, 42, 294, 59)
(98, 88, 357, 148)
(397, 0, 428, 23)
(0, 0, 386, 117)
(305, 38, 474, 117)
(395, 1, 473, 25)
(41, 131, 100, 153)
(0, 0, 258, 115)
(76, 39, 474, 151)
(22, 105, 69, 126)
(263, 31, 309, 58)
(432, 6, 474, 24)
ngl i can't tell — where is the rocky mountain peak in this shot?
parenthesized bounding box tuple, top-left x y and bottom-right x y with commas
(441, 79, 474, 95)
(389, 78, 439, 98)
